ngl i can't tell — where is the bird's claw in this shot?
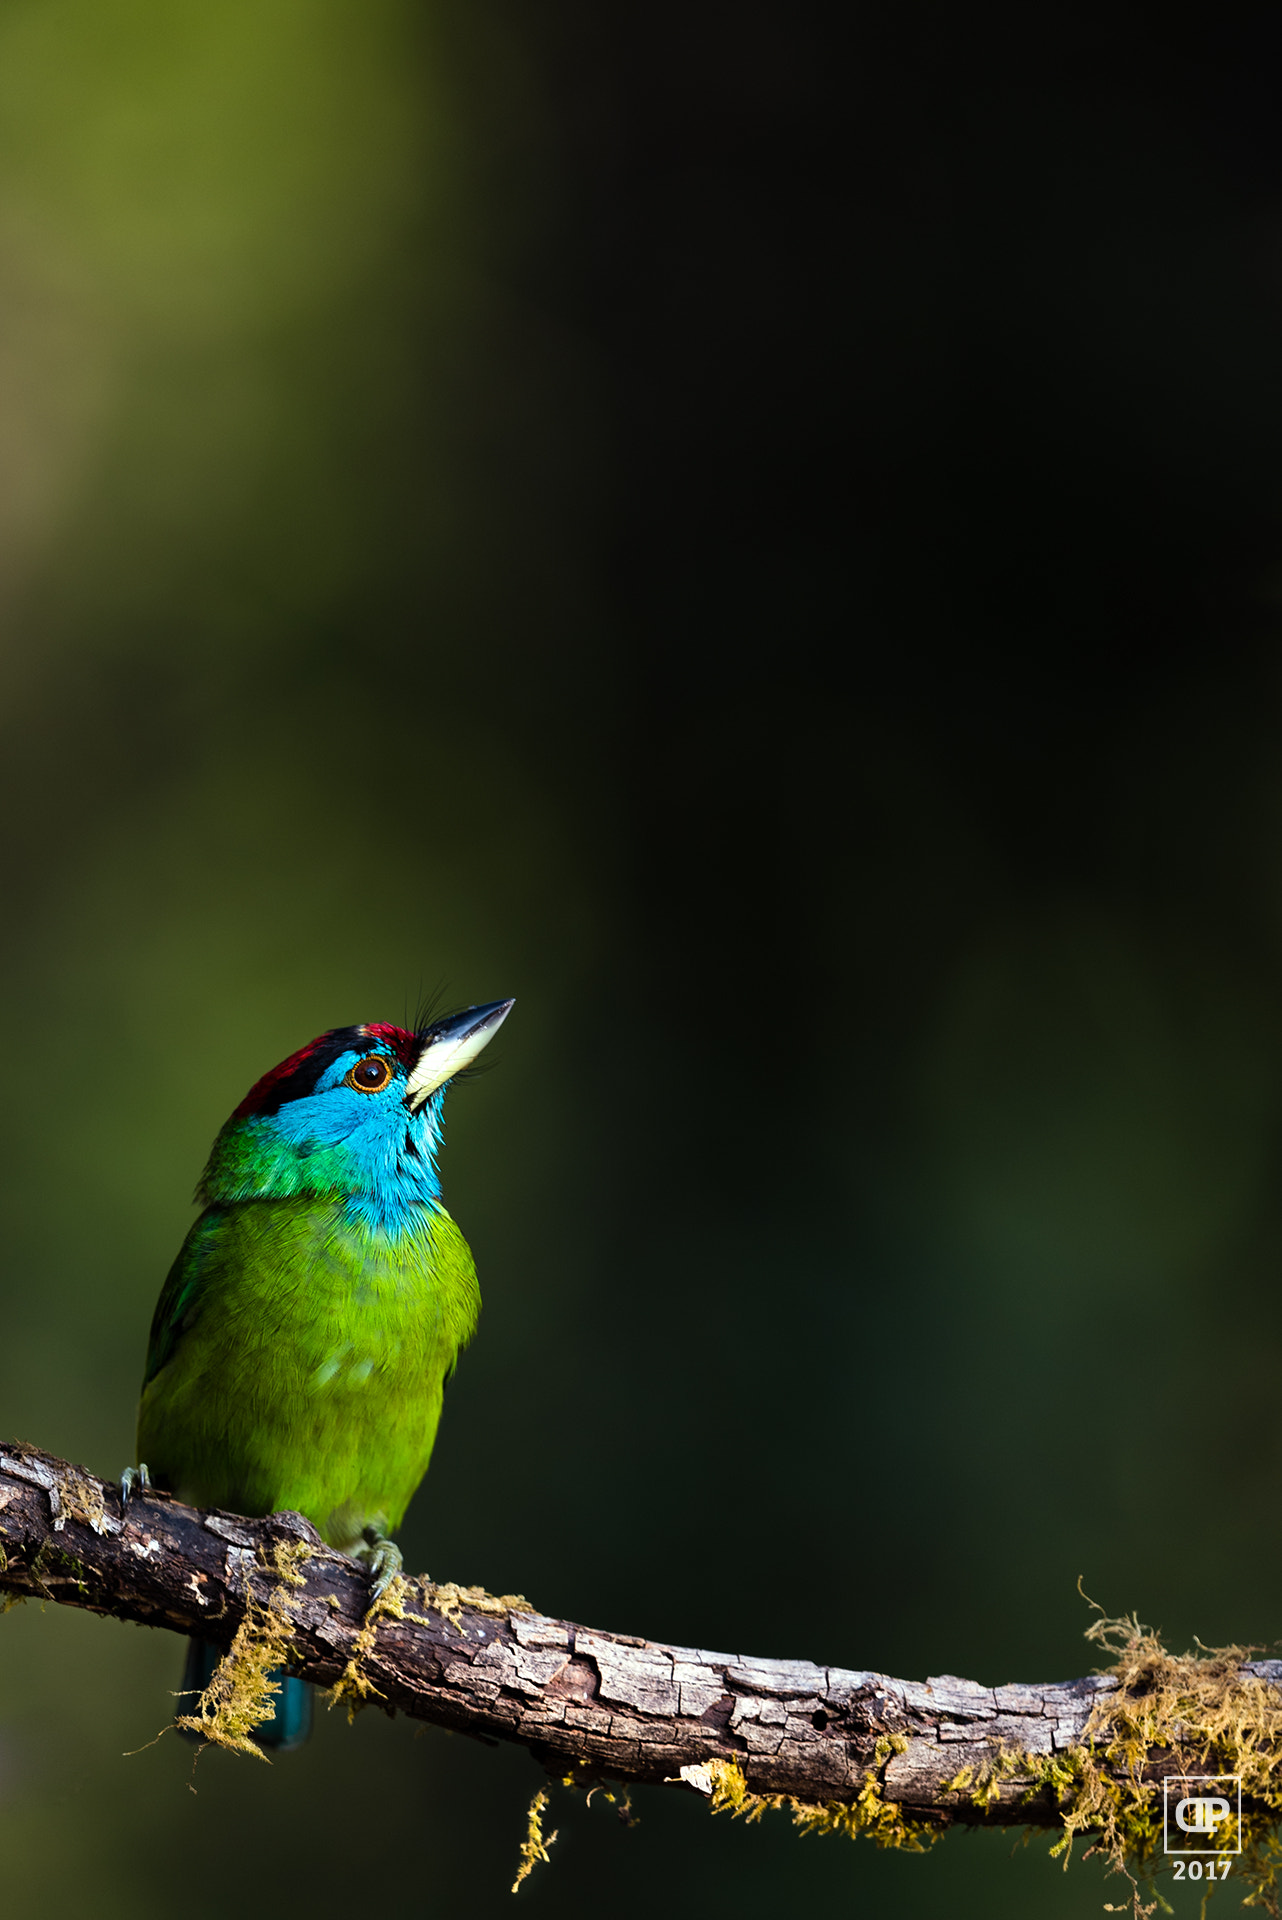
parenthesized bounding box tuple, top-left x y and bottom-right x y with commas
(359, 1528, 403, 1603)
(119, 1462, 151, 1515)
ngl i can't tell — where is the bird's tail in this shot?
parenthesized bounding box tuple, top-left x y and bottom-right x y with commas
(178, 1636, 314, 1752)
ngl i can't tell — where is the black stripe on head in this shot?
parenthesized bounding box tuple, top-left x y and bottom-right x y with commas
(233, 1024, 414, 1120)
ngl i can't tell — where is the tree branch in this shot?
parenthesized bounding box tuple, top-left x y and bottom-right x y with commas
(0, 1443, 1275, 1833)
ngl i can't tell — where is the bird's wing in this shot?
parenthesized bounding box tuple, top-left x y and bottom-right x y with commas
(142, 1210, 223, 1386)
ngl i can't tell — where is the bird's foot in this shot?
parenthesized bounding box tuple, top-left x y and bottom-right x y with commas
(119, 1462, 150, 1516)
(358, 1526, 403, 1603)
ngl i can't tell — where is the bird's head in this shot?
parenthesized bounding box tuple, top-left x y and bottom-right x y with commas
(198, 1000, 513, 1225)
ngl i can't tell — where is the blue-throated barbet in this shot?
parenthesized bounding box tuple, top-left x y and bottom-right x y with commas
(122, 1000, 513, 1749)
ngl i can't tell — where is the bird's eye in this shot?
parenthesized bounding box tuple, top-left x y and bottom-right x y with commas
(346, 1055, 393, 1094)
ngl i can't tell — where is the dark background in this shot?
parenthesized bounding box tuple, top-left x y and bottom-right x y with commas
(0, 3, 1280, 1913)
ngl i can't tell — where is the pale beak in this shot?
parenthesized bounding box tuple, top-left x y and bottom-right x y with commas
(404, 999, 514, 1110)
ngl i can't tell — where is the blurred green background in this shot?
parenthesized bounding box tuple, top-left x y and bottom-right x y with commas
(0, 1, 1280, 1913)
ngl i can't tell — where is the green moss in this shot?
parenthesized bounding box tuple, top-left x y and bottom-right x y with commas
(694, 1600, 1282, 1917)
(416, 1577, 532, 1633)
(54, 1473, 109, 1536)
(954, 1602, 1282, 1916)
(511, 1787, 559, 1893)
(324, 1573, 532, 1719)
(325, 1570, 426, 1717)
(175, 1537, 314, 1759)
(705, 1735, 938, 1853)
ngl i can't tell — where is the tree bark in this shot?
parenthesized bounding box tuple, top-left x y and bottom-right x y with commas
(0, 1442, 1268, 1824)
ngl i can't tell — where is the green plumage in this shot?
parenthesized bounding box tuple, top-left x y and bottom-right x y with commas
(137, 1198, 479, 1552)
(129, 1008, 511, 1752)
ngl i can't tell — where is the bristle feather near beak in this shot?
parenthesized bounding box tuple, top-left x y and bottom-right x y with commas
(404, 999, 513, 1110)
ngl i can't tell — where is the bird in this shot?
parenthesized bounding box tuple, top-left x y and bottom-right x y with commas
(120, 999, 513, 1750)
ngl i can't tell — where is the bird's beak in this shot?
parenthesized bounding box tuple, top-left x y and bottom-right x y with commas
(404, 999, 514, 1110)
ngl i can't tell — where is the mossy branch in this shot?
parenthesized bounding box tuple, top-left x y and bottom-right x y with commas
(5, 1444, 1282, 1908)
